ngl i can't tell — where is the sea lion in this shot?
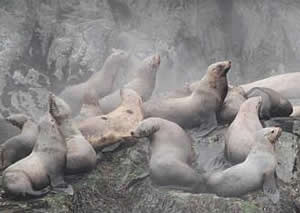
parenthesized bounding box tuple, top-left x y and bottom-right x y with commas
(291, 106, 300, 118)
(49, 93, 97, 174)
(0, 114, 38, 170)
(79, 89, 143, 151)
(59, 49, 129, 116)
(206, 127, 281, 204)
(130, 117, 205, 193)
(142, 60, 231, 135)
(217, 85, 247, 124)
(99, 54, 160, 114)
(2, 95, 70, 198)
(225, 96, 263, 164)
(246, 87, 293, 119)
(0, 113, 21, 145)
(240, 72, 300, 99)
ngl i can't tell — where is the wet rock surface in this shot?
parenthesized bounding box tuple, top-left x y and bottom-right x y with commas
(1, 0, 300, 212)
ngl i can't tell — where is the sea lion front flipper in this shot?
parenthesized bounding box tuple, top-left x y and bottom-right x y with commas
(50, 173, 74, 195)
(263, 172, 280, 204)
(198, 112, 218, 137)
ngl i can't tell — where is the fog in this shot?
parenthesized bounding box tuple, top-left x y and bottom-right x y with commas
(0, 0, 300, 120)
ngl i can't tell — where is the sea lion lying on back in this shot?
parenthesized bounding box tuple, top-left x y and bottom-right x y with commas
(131, 117, 205, 193)
(79, 89, 144, 151)
(246, 87, 293, 119)
(143, 61, 231, 136)
(225, 97, 263, 164)
(59, 49, 129, 116)
(240, 72, 300, 99)
(49, 93, 97, 174)
(2, 95, 71, 198)
(206, 127, 281, 204)
(99, 54, 160, 114)
(0, 114, 38, 170)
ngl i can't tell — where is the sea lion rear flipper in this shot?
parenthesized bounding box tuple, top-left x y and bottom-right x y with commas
(263, 172, 280, 204)
(27, 186, 51, 197)
(198, 113, 218, 137)
(51, 183, 74, 196)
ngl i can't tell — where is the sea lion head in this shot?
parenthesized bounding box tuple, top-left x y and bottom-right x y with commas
(48, 93, 71, 124)
(240, 96, 262, 114)
(108, 48, 130, 65)
(257, 127, 282, 145)
(136, 54, 160, 79)
(5, 113, 29, 129)
(207, 60, 231, 79)
(120, 88, 142, 107)
(130, 118, 160, 138)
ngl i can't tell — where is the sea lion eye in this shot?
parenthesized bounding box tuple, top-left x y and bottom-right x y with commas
(271, 130, 275, 133)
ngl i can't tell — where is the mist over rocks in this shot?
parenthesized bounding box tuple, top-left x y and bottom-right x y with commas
(0, 0, 300, 212)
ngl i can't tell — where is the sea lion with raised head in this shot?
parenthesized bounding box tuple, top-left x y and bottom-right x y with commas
(2, 94, 70, 198)
(0, 114, 38, 170)
(142, 60, 231, 136)
(49, 93, 97, 174)
(206, 127, 281, 204)
(225, 96, 263, 164)
(130, 117, 205, 193)
(79, 89, 144, 151)
(0, 113, 20, 145)
(246, 87, 293, 119)
(241, 72, 300, 99)
(59, 49, 129, 116)
(99, 54, 160, 114)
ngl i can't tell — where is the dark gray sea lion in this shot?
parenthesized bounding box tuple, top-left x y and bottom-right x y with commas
(142, 60, 231, 135)
(206, 127, 281, 204)
(79, 89, 144, 151)
(2, 94, 70, 198)
(49, 93, 97, 174)
(241, 72, 300, 99)
(99, 54, 160, 114)
(0, 114, 38, 170)
(59, 49, 129, 116)
(225, 97, 263, 164)
(246, 87, 293, 119)
(0, 113, 20, 145)
(130, 117, 205, 193)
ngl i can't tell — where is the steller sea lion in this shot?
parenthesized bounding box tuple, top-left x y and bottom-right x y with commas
(59, 49, 129, 116)
(49, 93, 97, 174)
(2, 94, 71, 198)
(0, 113, 20, 145)
(206, 127, 281, 204)
(240, 72, 300, 99)
(130, 117, 205, 193)
(79, 89, 144, 151)
(246, 87, 293, 119)
(0, 114, 38, 170)
(99, 54, 160, 114)
(142, 61, 231, 136)
(225, 96, 263, 164)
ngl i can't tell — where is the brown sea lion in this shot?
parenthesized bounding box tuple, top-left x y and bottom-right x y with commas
(0, 113, 21, 145)
(225, 96, 263, 164)
(59, 49, 129, 116)
(49, 93, 97, 174)
(240, 72, 300, 99)
(79, 89, 143, 151)
(2, 95, 70, 198)
(142, 61, 231, 136)
(246, 87, 293, 119)
(99, 54, 160, 114)
(206, 127, 281, 204)
(130, 117, 205, 193)
(0, 114, 38, 170)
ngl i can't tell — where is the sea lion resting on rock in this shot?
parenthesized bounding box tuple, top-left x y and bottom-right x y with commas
(2, 95, 70, 198)
(99, 54, 160, 114)
(206, 127, 281, 204)
(131, 117, 204, 193)
(225, 96, 263, 164)
(143, 61, 231, 135)
(241, 72, 300, 99)
(0, 114, 38, 170)
(246, 87, 293, 119)
(49, 93, 97, 174)
(59, 49, 129, 116)
(79, 89, 144, 151)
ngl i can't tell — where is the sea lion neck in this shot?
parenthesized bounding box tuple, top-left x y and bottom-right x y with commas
(58, 118, 81, 139)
